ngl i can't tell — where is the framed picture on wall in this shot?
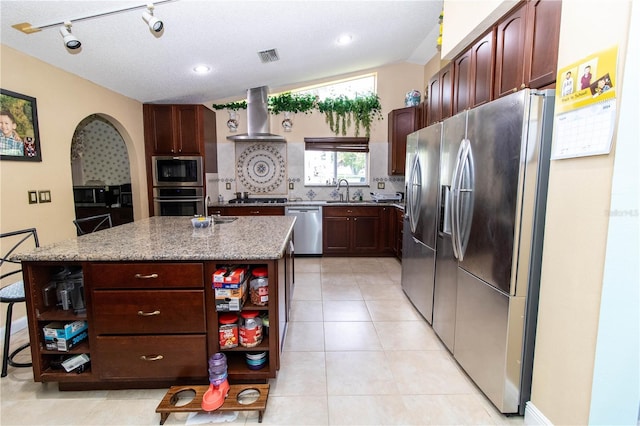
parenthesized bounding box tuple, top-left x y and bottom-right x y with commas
(0, 89, 42, 162)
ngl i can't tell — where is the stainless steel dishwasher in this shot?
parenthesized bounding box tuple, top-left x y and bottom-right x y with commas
(285, 205, 323, 255)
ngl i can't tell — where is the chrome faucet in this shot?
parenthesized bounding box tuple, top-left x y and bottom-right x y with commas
(336, 179, 350, 203)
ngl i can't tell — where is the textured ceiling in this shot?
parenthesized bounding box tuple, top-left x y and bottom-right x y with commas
(1, 0, 443, 103)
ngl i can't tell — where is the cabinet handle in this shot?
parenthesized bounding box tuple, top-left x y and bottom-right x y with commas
(347, 210, 353, 213)
(140, 355, 164, 361)
(354, 218, 357, 221)
(135, 273, 158, 279)
(250, 211, 260, 214)
(138, 310, 161, 316)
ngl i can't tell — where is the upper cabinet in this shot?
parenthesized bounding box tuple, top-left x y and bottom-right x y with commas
(388, 106, 420, 175)
(495, 0, 562, 98)
(494, 3, 528, 98)
(524, 0, 562, 89)
(143, 104, 216, 157)
(426, 62, 453, 126)
(428, 0, 561, 122)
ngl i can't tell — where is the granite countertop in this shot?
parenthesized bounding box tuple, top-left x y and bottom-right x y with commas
(211, 200, 405, 209)
(15, 216, 295, 262)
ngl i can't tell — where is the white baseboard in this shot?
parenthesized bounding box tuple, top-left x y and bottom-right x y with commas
(524, 401, 553, 425)
(0, 316, 28, 338)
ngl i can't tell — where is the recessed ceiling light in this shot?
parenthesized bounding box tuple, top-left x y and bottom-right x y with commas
(337, 34, 353, 45)
(193, 65, 211, 74)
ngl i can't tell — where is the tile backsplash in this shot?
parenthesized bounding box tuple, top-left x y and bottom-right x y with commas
(212, 140, 405, 201)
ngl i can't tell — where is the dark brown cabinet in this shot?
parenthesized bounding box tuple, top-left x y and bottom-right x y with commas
(524, 0, 562, 89)
(453, 49, 472, 114)
(395, 207, 404, 260)
(494, 0, 561, 98)
(453, 28, 496, 114)
(323, 206, 381, 255)
(380, 206, 395, 255)
(21, 255, 292, 388)
(494, 2, 528, 98)
(144, 104, 214, 156)
(426, 62, 454, 125)
(470, 29, 496, 107)
(387, 106, 420, 175)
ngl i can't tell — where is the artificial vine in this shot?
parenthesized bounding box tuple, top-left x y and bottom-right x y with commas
(212, 92, 382, 137)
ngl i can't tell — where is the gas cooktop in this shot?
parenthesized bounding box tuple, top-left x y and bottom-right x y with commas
(228, 197, 288, 204)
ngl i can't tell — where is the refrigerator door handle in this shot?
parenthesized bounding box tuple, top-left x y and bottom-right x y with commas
(458, 140, 475, 260)
(407, 154, 422, 234)
(450, 140, 466, 259)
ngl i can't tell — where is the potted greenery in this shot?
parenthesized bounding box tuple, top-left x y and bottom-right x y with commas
(211, 100, 247, 111)
(268, 92, 317, 115)
(317, 92, 382, 137)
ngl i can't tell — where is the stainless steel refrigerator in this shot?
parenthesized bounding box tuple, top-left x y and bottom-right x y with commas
(432, 110, 467, 352)
(449, 89, 555, 414)
(401, 123, 441, 323)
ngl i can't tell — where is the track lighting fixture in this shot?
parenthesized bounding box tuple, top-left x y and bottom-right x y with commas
(12, 0, 173, 50)
(60, 22, 81, 50)
(142, 4, 164, 33)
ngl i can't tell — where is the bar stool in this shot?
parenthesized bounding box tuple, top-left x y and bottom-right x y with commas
(1, 228, 39, 377)
(73, 213, 112, 235)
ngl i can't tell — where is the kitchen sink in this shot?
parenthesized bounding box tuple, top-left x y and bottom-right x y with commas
(213, 216, 238, 224)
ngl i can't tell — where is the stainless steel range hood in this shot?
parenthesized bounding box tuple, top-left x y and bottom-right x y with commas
(226, 86, 286, 142)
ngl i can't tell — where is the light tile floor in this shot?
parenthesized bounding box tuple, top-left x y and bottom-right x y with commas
(0, 257, 524, 425)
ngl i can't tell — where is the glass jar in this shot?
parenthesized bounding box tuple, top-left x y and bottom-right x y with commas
(218, 313, 238, 349)
(249, 267, 269, 306)
(239, 310, 263, 348)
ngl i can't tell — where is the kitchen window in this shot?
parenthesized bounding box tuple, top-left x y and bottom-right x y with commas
(304, 138, 369, 186)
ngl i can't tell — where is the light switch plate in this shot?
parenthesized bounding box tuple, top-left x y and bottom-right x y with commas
(225, 182, 231, 190)
(28, 191, 38, 204)
(38, 190, 51, 203)
(377, 182, 385, 189)
(289, 182, 294, 190)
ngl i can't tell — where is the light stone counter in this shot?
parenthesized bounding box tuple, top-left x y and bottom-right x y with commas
(16, 216, 295, 262)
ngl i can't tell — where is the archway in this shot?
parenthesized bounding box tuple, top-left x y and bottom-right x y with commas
(70, 114, 134, 230)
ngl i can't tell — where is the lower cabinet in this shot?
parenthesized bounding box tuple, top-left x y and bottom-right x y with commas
(22, 256, 292, 389)
(95, 335, 208, 380)
(323, 206, 381, 255)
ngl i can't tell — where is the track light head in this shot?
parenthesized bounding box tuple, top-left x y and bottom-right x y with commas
(142, 5, 163, 33)
(59, 22, 81, 50)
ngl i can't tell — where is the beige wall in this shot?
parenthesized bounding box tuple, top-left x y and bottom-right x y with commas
(0, 45, 148, 327)
(531, 1, 632, 424)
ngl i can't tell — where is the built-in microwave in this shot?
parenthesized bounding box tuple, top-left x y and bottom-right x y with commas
(152, 156, 203, 187)
(73, 186, 107, 207)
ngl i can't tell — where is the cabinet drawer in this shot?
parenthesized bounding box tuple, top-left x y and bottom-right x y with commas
(323, 206, 381, 217)
(92, 290, 206, 334)
(95, 335, 207, 380)
(90, 263, 203, 289)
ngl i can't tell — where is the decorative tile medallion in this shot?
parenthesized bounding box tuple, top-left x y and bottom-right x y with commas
(235, 142, 287, 194)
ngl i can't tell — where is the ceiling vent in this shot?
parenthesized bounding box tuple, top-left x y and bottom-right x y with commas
(258, 49, 279, 63)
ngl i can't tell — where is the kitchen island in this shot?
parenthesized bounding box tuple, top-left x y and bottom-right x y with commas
(15, 216, 295, 390)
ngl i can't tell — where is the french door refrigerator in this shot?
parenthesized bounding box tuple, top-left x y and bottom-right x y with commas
(449, 89, 555, 414)
(401, 123, 441, 323)
(432, 110, 466, 352)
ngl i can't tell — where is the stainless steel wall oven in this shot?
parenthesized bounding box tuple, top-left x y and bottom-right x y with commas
(153, 187, 204, 216)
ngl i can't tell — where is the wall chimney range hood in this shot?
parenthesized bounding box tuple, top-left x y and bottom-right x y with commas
(226, 86, 286, 142)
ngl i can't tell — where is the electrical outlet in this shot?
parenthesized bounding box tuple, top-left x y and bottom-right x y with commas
(28, 191, 38, 204)
(377, 182, 385, 189)
(38, 190, 51, 203)
(225, 182, 231, 190)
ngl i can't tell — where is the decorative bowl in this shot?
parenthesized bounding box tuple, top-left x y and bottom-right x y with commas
(191, 217, 212, 228)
